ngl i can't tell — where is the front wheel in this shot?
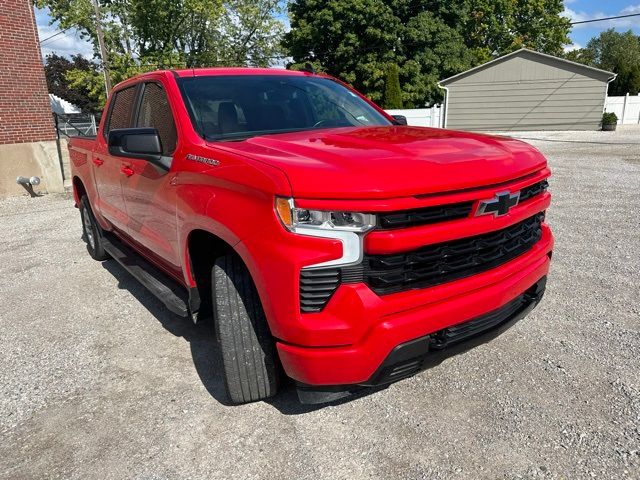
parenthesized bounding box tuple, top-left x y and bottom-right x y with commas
(213, 254, 279, 404)
(80, 196, 109, 261)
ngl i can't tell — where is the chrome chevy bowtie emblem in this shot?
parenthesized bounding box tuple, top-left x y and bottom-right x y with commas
(186, 153, 220, 166)
(476, 190, 520, 217)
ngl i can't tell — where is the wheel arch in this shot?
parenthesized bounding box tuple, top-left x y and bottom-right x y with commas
(72, 175, 87, 206)
(185, 228, 268, 326)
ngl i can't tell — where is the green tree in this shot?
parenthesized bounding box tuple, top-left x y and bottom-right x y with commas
(123, 0, 285, 66)
(566, 30, 640, 95)
(35, 0, 286, 108)
(65, 54, 159, 110)
(284, 0, 471, 106)
(393, 0, 570, 63)
(45, 53, 100, 112)
(285, 0, 404, 104)
(284, 0, 571, 106)
(567, 30, 640, 95)
(213, 0, 286, 66)
(612, 64, 640, 96)
(461, 0, 570, 62)
(399, 10, 472, 105)
(383, 63, 403, 108)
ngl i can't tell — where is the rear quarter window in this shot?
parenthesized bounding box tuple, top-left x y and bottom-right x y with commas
(103, 85, 137, 138)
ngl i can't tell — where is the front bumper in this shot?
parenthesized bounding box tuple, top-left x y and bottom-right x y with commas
(363, 276, 546, 386)
(296, 277, 546, 404)
(276, 225, 553, 387)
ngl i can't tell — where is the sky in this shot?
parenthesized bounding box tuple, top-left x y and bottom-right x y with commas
(36, 1, 640, 61)
(565, 0, 640, 50)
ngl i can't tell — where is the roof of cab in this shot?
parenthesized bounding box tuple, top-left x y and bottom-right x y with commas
(110, 67, 322, 92)
(173, 67, 314, 78)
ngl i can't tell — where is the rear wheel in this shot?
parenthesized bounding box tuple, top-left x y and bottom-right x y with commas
(80, 196, 109, 261)
(213, 254, 279, 404)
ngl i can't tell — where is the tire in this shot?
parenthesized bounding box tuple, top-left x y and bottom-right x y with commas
(213, 254, 279, 404)
(80, 196, 109, 261)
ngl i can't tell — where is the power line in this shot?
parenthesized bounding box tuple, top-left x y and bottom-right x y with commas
(38, 11, 640, 69)
(35, 10, 640, 46)
(570, 12, 640, 25)
(40, 32, 76, 47)
(39, 27, 73, 44)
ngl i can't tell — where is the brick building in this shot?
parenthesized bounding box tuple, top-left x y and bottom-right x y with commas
(0, 0, 64, 196)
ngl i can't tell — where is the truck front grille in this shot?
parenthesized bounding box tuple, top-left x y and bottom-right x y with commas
(345, 213, 544, 295)
(299, 180, 548, 312)
(377, 202, 473, 229)
(519, 180, 549, 203)
(375, 179, 547, 230)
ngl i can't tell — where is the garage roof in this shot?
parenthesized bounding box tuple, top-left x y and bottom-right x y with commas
(439, 48, 616, 86)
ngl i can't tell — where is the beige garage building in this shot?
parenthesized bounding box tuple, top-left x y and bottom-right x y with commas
(439, 49, 616, 131)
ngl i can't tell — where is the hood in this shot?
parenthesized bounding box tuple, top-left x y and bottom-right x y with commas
(210, 126, 547, 199)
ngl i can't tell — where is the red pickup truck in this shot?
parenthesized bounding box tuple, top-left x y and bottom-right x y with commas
(69, 68, 553, 404)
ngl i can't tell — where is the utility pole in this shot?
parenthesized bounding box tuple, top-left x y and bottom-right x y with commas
(92, 0, 112, 95)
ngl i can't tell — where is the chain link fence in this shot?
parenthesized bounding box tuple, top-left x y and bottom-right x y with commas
(53, 113, 98, 138)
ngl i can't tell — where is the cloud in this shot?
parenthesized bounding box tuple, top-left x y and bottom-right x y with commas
(35, 8, 94, 61)
(563, 7, 605, 28)
(621, 4, 640, 14)
(563, 5, 640, 30)
(563, 42, 582, 52)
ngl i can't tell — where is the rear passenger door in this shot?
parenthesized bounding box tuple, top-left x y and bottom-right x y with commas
(93, 85, 137, 232)
(120, 81, 181, 273)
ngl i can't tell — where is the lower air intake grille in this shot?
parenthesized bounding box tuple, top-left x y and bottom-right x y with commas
(300, 268, 340, 313)
(357, 213, 544, 295)
(429, 294, 527, 349)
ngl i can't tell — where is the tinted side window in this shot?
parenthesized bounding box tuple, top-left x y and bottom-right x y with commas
(136, 83, 177, 155)
(105, 86, 137, 137)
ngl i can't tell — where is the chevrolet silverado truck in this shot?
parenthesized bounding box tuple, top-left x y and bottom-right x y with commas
(69, 68, 553, 404)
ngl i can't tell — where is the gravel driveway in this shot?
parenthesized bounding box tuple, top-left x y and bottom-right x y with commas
(1, 128, 639, 479)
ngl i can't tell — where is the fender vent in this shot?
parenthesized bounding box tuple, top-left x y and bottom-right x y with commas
(300, 268, 340, 313)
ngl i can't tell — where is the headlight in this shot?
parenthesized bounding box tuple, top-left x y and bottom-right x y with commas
(275, 197, 376, 233)
(275, 197, 376, 268)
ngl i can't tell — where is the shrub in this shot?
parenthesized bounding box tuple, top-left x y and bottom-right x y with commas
(383, 64, 403, 109)
(602, 112, 618, 125)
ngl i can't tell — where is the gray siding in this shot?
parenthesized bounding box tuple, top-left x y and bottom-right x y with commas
(443, 51, 610, 131)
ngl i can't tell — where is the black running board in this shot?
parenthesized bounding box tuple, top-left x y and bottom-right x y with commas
(102, 235, 190, 317)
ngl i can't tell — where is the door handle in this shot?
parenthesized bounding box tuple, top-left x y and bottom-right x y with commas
(93, 157, 104, 166)
(120, 165, 135, 177)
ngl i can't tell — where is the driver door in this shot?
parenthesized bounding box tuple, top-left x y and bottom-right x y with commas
(120, 81, 181, 272)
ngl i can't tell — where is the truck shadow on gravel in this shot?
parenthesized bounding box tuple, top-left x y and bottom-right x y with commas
(102, 260, 380, 414)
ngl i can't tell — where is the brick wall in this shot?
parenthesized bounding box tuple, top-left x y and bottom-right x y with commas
(0, 0, 56, 145)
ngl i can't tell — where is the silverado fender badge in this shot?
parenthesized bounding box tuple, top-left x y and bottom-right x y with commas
(186, 153, 220, 166)
(476, 190, 520, 217)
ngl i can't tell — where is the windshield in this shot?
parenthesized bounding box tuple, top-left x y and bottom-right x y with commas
(178, 75, 393, 141)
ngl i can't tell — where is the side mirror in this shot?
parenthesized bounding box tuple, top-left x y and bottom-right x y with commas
(391, 115, 408, 126)
(108, 128, 170, 169)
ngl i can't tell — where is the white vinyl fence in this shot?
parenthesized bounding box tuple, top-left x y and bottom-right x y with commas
(385, 106, 443, 127)
(604, 94, 640, 124)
